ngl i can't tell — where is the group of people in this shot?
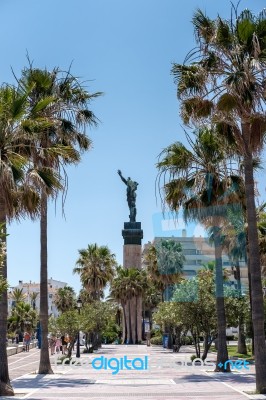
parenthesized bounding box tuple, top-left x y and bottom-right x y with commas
(48, 334, 71, 355)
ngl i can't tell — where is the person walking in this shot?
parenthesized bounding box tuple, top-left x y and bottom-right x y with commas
(55, 337, 61, 354)
(61, 334, 67, 354)
(23, 332, 31, 352)
(49, 335, 56, 355)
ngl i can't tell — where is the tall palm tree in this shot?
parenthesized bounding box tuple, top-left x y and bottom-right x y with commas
(0, 84, 41, 396)
(74, 244, 116, 300)
(157, 128, 244, 371)
(18, 65, 101, 374)
(171, 7, 266, 390)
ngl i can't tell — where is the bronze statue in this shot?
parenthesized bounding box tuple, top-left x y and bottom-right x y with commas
(118, 170, 138, 222)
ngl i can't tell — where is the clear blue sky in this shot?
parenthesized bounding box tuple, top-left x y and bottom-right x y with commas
(1, 0, 265, 293)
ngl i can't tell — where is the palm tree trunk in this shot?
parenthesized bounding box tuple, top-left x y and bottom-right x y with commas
(235, 262, 247, 354)
(0, 197, 14, 396)
(247, 250, 254, 355)
(131, 297, 136, 344)
(137, 296, 142, 343)
(238, 315, 247, 355)
(213, 229, 229, 372)
(242, 127, 266, 392)
(38, 193, 53, 374)
(127, 300, 133, 344)
(122, 304, 127, 344)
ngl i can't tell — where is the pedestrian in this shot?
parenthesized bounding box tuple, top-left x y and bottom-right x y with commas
(61, 334, 67, 354)
(15, 333, 19, 345)
(55, 337, 61, 354)
(23, 332, 31, 352)
(49, 335, 56, 355)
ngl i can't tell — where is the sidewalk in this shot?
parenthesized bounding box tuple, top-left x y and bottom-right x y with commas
(7, 341, 38, 357)
(5, 345, 266, 400)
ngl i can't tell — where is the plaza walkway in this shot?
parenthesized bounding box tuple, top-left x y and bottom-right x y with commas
(5, 344, 266, 400)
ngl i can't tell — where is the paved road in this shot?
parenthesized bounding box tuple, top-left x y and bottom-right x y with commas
(5, 345, 263, 400)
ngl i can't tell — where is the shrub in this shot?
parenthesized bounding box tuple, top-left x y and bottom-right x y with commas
(83, 347, 94, 353)
(150, 335, 163, 345)
(181, 336, 193, 345)
(57, 355, 72, 364)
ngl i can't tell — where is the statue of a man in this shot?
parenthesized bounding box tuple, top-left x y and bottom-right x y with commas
(118, 170, 138, 222)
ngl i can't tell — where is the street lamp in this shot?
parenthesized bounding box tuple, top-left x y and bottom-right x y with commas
(76, 297, 82, 358)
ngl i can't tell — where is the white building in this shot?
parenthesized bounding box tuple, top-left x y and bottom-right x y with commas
(8, 278, 67, 317)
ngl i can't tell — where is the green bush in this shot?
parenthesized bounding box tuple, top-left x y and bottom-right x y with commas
(181, 336, 193, 345)
(150, 335, 163, 345)
(57, 355, 72, 364)
(83, 347, 94, 353)
(190, 355, 197, 361)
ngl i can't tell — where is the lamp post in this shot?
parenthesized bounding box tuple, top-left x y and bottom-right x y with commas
(76, 297, 82, 358)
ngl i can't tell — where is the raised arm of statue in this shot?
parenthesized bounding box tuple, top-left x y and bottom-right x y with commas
(117, 169, 127, 185)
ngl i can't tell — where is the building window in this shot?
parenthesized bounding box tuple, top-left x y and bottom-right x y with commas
(183, 249, 197, 255)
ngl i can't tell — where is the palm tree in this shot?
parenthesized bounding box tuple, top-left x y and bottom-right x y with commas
(108, 267, 129, 343)
(157, 128, 244, 371)
(29, 292, 39, 311)
(171, 7, 266, 390)
(9, 288, 27, 304)
(18, 65, 101, 375)
(74, 244, 116, 300)
(144, 239, 184, 301)
(0, 84, 41, 396)
(54, 286, 75, 313)
(109, 267, 146, 344)
(219, 207, 248, 354)
(8, 302, 37, 334)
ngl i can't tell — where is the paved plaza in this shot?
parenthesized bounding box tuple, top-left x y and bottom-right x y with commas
(5, 344, 266, 400)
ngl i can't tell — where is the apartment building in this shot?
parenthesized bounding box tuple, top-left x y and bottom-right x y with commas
(8, 278, 67, 317)
(145, 229, 248, 291)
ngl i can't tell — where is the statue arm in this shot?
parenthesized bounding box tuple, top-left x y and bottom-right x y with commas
(117, 170, 127, 185)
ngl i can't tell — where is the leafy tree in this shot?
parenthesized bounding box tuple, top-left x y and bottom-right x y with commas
(171, 7, 266, 390)
(153, 302, 186, 352)
(49, 310, 79, 358)
(80, 301, 116, 351)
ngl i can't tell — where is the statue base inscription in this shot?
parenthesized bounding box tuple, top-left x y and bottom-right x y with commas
(122, 222, 143, 245)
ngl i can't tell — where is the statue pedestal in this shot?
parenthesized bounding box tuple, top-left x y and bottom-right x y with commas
(122, 222, 143, 269)
(122, 222, 143, 343)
